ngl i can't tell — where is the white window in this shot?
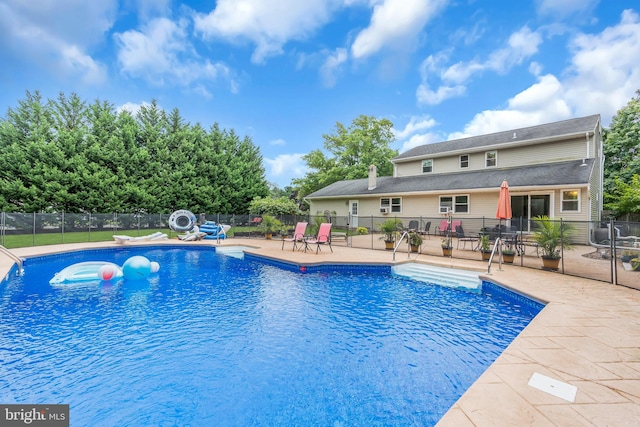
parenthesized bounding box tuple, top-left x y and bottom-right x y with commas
(460, 154, 469, 169)
(422, 159, 433, 173)
(380, 197, 402, 213)
(485, 151, 497, 168)
(439, 195, 469, 214)
(561, 190, 580, 212)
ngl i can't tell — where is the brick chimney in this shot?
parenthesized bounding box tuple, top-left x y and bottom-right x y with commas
(368, 164, 377, 190)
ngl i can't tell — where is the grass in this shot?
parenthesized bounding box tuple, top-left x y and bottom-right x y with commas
(0, 225, 353, 249)
(0, 229, 175, 249)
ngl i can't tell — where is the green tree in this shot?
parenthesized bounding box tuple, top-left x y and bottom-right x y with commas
(249, 196, 300, 216)
(293, 115, 398, 198)
(607, 175, 640, 214)
(603, 90, 640, 214)
(0, 91, 270, 214)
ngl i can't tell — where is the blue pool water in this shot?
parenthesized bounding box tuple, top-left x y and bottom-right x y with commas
(0, 246, 542, 426)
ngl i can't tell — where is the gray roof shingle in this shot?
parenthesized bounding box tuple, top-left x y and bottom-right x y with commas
(306, 159, 594, 199)
(393, 114, 601, 162)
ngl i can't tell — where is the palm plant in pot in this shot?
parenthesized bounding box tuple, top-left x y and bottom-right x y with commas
(501, 248, 516, 263)
(532, 215, 573, 271)
(257, 215, 283, 239)
(409, 231, 423, 252)
(379, 218, 403, 250)
(479, 234, 491, 260)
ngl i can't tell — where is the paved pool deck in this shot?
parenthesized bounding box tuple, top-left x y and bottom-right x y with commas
(2, 238, 639, 426)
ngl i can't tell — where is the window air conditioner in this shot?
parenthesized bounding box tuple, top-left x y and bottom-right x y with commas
(380, 207, 389, 214)
(439, 206, 450, 214)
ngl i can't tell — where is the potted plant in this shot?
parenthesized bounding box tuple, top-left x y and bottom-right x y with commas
(409, 231, 423, 252)
(632, 258, 640, 271)
(532, 215, 573, 271)
(479, 234, 491, 261)
(257, 215, 283, 239)
(501, 248, 516, 264)
(441, 237, 453, 257)
(379, 218, 403, 250)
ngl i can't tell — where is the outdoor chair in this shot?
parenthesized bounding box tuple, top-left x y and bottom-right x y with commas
(305, 223, 333, 254)
(281, 222, 308, 251)
(407, 220, 419, 231)
(455, 225, 479, 250)
(435, 219, 449, 236)
(421, 221, 431, 238)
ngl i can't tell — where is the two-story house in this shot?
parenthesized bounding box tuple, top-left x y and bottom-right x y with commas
(306, 114, 603, 243)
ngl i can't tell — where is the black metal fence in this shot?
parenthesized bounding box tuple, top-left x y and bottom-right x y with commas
(1, 212, 638, 289)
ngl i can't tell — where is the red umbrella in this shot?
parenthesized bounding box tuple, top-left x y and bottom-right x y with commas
(496, 180, 512, 220)
(495, 180, 512, 245)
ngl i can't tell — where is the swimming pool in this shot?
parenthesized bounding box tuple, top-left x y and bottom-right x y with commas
(0, 246, 542, 426)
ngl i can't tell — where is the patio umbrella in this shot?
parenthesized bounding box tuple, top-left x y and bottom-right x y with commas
(496, 180, 512, 240)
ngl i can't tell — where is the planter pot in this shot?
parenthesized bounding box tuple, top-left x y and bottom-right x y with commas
(410, 245, 420, 253)
(442, 247, 453, 257)
(481, 251, 491, 261)
(384, 241, 394, 250)
(502, 253, 515, 264)
(621, 255, 633, 263)
(541, 256, 561, 271)
(264, 233, 273, 240)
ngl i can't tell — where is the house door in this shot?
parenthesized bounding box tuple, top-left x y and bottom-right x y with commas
(349, 200, 359, 228)
(511, 195, 550, 232)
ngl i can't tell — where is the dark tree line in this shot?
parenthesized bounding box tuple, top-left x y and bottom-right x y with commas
(0, 91, 269, 214)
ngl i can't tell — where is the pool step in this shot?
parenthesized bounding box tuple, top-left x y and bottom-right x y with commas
(215, 246, 251, 259)
(392, 263, 481, 290)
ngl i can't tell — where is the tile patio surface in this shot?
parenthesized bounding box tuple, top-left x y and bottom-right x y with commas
(2, 237, 640, 426)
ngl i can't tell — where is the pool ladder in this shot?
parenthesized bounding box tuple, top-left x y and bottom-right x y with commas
(486, 237, 503, 274)
(392, 231, 412, 261)
(0, 245, 24, 275)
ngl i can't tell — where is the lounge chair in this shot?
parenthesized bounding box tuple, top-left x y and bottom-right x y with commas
(305, 223, 333, 254)
(113, 231, 168, 244)
(178, 226, 207, 242)
(435, 219, 448, 236)
(282, 222, 308, 251)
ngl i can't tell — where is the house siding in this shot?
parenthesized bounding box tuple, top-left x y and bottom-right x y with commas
(395, 136, 590, 178)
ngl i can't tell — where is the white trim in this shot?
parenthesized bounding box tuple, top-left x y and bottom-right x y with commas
(421, 159, 433, 173)
(459, 154, 469, 169)
(485, 150, 497, 168)
(560, 189, 581, 213)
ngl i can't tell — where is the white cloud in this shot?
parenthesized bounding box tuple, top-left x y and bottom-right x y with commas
(563, 9, 640, 124)
(115, 17, 233, 90)
(441, 9, 640, 142)
(393, 115, 438, 140)
(450, 74, 572, 138)
(417, 26, 542, 105)
(270, 138, 286, 146)
(193, 0, 337, 64)
(116, 101, 153, 116)
(351, 0, 447, 59)
(319, 48, 348, 87)
(264, 153, 308, 186)
(0, 0, 114, 84)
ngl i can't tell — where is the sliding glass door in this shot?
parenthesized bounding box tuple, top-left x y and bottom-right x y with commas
(511, 195, 550, 232)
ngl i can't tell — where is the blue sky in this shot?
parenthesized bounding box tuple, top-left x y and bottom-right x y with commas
(1, 1, 639, 188)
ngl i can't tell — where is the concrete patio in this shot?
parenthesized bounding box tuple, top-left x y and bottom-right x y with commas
(2, 237, 639, 426)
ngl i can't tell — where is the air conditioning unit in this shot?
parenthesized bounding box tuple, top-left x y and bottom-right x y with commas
(380, 207, 389, 214)
(439, 206, 450, 214)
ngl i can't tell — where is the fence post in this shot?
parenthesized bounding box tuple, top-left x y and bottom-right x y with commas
(62, 211, 65, 244)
